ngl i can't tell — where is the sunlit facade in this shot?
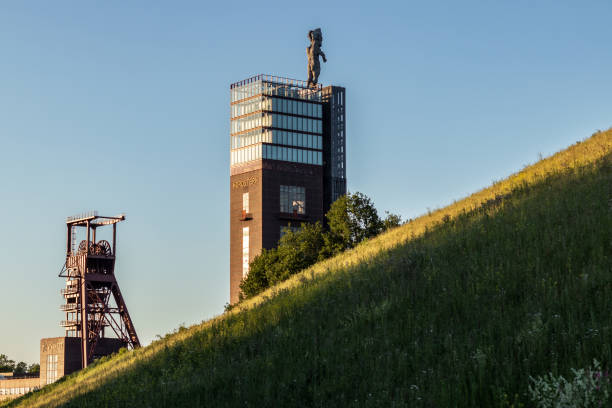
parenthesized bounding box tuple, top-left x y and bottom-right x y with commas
(230, 75, 324, 168)
(229, 75, 346, 304)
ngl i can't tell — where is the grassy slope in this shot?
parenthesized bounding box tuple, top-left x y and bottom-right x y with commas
(4, 130, 611, 408)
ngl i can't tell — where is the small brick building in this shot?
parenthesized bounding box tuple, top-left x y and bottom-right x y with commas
(0, 336, 125, 401)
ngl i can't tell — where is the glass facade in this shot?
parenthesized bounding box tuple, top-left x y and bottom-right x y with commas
(230, 75, 324, 167)
(231, 129, 322, 150)
(230, 97, 322, 118)
(321, 86, 347, 205)
(230, 113, 322, 135)
(263, 145, 322, 165)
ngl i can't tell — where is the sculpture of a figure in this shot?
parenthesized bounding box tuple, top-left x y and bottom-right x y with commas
(307, 28, 327, 87)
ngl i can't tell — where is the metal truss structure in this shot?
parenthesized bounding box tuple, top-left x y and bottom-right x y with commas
(59, 212, 140, 368)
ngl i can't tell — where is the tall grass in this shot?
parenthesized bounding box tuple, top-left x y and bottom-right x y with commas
(3, 130, 611, 407)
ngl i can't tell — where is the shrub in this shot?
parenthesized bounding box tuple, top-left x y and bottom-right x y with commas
(528, 360, 611, 407)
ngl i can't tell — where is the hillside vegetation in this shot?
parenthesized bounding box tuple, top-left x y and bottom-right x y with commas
(4, 130, 611, 407)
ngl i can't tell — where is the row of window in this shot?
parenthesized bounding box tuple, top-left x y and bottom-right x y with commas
(280, 185, 305, 214)
(231, 97, 265, 118)
(46, 354, 58, 385)
(271, 97, 322, 118)
(231, 129, 266, 149)
(264, 145, 322, 165)
(231, 114, 264, 135)
(231, 80, 321, 103)
(231, 81, 265, 103)
(230, 113, 322, 135)
(230, 144, 261, 165)
(270, 130, 322, 150)
(240, 187, 307, 217)
(230, 144, 323, 166)
(231, 97, 323, 119)
(231, 129, 322, 151)
(0, 386, 38, 396)
(269, 113, 322, 134)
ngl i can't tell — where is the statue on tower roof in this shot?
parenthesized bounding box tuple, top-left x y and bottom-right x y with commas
(307, 28, 327, 87)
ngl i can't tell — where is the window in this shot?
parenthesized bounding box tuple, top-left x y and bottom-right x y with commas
(46, 354, 58, 384)
(242, 192, 249, 213)
(242, 227, 249, 277)
(280, 185, 306, 214)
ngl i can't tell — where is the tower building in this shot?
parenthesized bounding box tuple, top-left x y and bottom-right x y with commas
(60, 212, 140, 369)
(229, 75, 346, 303)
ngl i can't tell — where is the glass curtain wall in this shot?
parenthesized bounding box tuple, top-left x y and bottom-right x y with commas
(230, 78, 324, 167)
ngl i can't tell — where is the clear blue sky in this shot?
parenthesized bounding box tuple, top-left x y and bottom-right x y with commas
(1, 1, 611, 363)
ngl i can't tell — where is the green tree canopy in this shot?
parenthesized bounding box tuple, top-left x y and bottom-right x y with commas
(13, 361, 27, 376)
(325, 192, 383, 255)
(239, 248, 276, 300)
(240, 222, 325, 299)
(0, 355, 39, 376)
(239, 192, 399, 301)
(382, 211, 403, 231)
(0, 354, 15, 373)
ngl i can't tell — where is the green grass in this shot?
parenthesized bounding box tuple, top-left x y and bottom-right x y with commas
(4, 130, 611, 407)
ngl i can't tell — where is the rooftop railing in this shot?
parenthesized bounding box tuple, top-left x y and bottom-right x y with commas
(230, 74, 322, 104)
(230, 74, 321, 90)
(66, 211, 98, 223)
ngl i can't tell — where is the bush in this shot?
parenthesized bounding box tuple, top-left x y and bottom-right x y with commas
(528, 360, 611, 407)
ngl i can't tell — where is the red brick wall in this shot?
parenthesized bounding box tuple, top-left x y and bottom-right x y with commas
(229, 160, 324, 304)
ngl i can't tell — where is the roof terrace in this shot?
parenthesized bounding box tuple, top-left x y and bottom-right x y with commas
(230, 74, 322, 103)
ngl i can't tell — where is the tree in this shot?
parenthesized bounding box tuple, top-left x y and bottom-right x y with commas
(324, 192, 383, 255)
(13, 361, 27, 376)
(239, 247, 277, 299)
(240, 222, 326, 299)
(271, 222, 325, 286)
(382, 211, 403, 231)
(27, 363, 40, 374)
(238, 192, 402, 302)
(0, 354, 15, 373)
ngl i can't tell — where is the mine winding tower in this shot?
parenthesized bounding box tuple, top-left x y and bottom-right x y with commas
(59, 212, 140, 369)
